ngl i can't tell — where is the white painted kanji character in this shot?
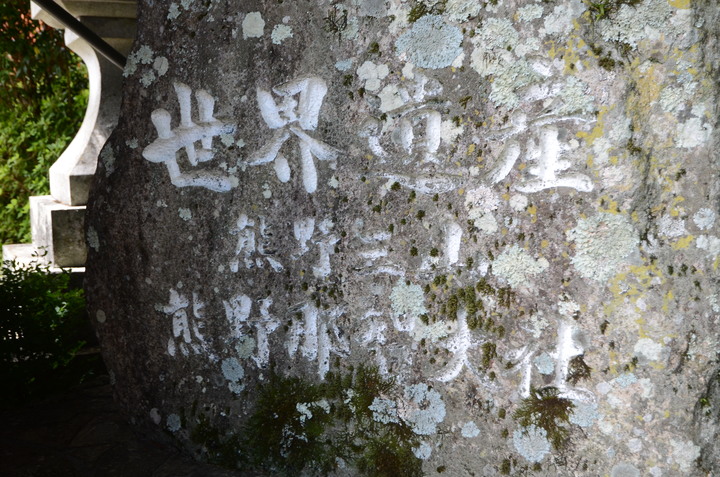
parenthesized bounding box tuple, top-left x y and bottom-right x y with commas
(143, 82, 238, 192)
(253, 298, 280, 368)
(359, 74, 444, 164)
(312, 219, 338, 278)
(358, 310, 391, 375)
(486, 111, 594, 193)
(248, 77, 341, 193)
(510, 319, 593, 402)
(223, 293, 252, 340)
(162, 289, 210, 357)
(286, 303, 349, 378)
(434, 308, 495, 389)
(229, 214, 256, 272)
(223, 294, 280, 368)
(350, 218, 404, 276)
(228, 214, 283, 272)
(293, 217, 314, 257)
(292, 217, 338, 278)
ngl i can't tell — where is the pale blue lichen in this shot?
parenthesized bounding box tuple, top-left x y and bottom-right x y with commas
(390, 279, 427, 318)
(518, 4, 543, 22)
(567, 212, 638, 282)
(135, 45, 154, 64)
(369, 397, 400, 424)
(271, 24, 293, 44)
(242, 12, 265, 39)
(149, 408, 161, 425)
(445, 0, 482, 22)
(341, 15, 360, 41)
(513, 424, 551, 463)
(178, 208, 192, 221)
(658, 215, 687, 238)
(599, 0, 672, 48)
(670, 439, 701, 472)
(402, 383, 446, 435)
(95, 310, 106, 323)
(461, 421, 480, 438)
(296, 402, 314, 423)
(358, 0, 386, 17)
(488, 60, 540, 109)
(123, 45, 154, 78)
(473, 214, 498, 234)
(627, 438, 642, 453)
(153, 57, 168, 76)
(413, 441, 433, 460)
(379, 84, 405, 113)
(235, 335, 256, 359)
(140, 69, 157, 87)
(221, 357, 245, 394)
(610, 462, 640, 477)
(465, 185, 500, 214)
(614, 373, 637, 389)
(533, 352, 555, 375)
(659, 82, 696, 112)
(569, 402, 599, 428)
(167, 413, 182, 432)
(357, 60, 389, 92)
(477, 18, 520, 50)
(542, 0, 585, 37)
(633, 338, 662, 362)
(470, 18, 522, 82)
(492, 245, 549, 288)
(693, 208, 716, 230)
(697, 235, 720, 257)
(411, 320, 450, 342)
(395, 15, 463, 69)
(558, 77, 595, 114)
(167, 3, 181, 20)
(334, 59, 354, 71)
(676, 117, 712, 149)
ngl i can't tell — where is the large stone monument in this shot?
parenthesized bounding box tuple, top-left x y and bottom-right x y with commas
(86, 1, 720, 475)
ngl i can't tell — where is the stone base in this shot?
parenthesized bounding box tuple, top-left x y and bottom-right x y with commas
(30, 195, 87, 268)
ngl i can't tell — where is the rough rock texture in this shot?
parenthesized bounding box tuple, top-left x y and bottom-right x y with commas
(86, 1, 720, 475)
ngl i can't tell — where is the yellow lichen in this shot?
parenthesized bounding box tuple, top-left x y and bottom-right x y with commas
(576, 107, 609, 146)
(671, 235, 695, 250)
(669, 0, 691, 9)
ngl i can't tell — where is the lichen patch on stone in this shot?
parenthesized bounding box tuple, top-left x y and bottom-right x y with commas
(492, 245, 549, 288)
(567, 212, 638, 282)
(242, 12, 265, 39)
(395, 15, 463, 69)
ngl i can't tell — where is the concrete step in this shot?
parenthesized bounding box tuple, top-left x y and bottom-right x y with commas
(2, 243, 86, 276)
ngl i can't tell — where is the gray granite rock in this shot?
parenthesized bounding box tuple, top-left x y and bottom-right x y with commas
(86, 1, 720, 475)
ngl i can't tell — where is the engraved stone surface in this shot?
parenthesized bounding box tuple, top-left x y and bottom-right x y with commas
(86, 1, 720, 475)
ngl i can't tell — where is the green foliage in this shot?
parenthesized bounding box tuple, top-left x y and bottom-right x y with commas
(407, 1, 447, 22)
(566, 354, 592, 385)
(243, 372, 339, 474)
(227, 365, 422, 476)
(189, 413, 244, 468)
(0, 1, 87, 246)
(513, 387, 575, 451)
(584, 0, 643, 22)
(0, 260, 99, 408)
(481, 342, 498, 369)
